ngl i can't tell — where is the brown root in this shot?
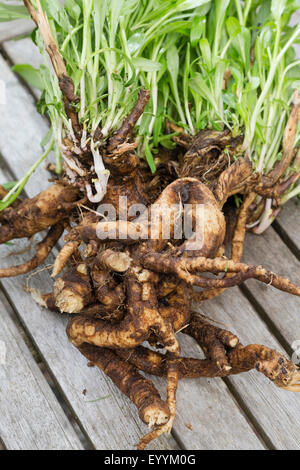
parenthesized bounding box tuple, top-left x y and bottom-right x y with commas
(116, 343, 300, 390)
(2, 71, 299, 450)
(0, 222, 64, 278)
(143, 254, 300, 297)
(52, 241, 80, 277)
(159, 282, 191, 333)
(24, 0, 81, 136)
(107, 89, 150, 154)
(77, 342, 170, 427)
(213, 157, 257, 208)
(185, 314, 239, 372)
(262, 90, 300, 188)
(180, 129, 237, 179)
(0, 184, 81, 244)
(138, 361, 179, 450)
(101, 172, 149, 216)
(67, 268, 180, 354)
(91, 267, 125, 311)
(54, 263, 93, 314)
(80, 303, 125, 322)
(116, 346, 227, 378)
(67, 219, 149, 245)
(94, 249, 132, 273)
(68, 177, 226, 259)
(196, 192, 256, 301)
(228, 344, 300, 390)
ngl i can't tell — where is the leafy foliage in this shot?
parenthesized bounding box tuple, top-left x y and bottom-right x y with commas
(1, 0, 300, 198)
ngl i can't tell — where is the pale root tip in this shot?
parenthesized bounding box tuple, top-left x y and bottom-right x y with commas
(107, 252, 132, 273)
(27, 288, 47, 308)
(144, 408, 169, 428)
(230, 338, 239, 348)
(56, 291, 84, 314)
(51, 266, 59, 278)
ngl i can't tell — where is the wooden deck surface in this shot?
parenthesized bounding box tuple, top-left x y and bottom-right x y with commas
(0, 20, 299, 450)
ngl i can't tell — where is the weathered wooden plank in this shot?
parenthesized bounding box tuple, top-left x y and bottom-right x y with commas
(0, 438, 6, 450)
(4, 37, 43, 71)
(0, 55, 52, 193)
(274, 201, 300, 258)
(243, 229, 300, 351)
(0, 20, 33, 43)
(195, 286, 300, 450)
(153, 333, 265, 450)
(1, 9, 296, 451)
(0, 292, 83, 450)
(3, 37, 43, 100)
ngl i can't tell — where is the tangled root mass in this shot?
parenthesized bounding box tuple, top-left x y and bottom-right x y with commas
(1, 90, 300, 449)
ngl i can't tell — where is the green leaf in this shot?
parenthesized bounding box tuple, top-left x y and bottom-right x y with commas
(0, 2, 28, 22)
(199, 38, 212, 69)
(167, 44, 180, 86)
(41, 128, 53, 147)
(226, 17, 241, 39)
(41, 0, 71, 31)
(13, 64, 44, 91)
(2, 181, 18, 191)
(144, 139, 157, 174)
(190, 15, 206, 47)
(189, 73, 216, 107)
(271, 0, 287, 21)
(65, 0, 81, 22)
(132, 57, 163, 72)
(178, 0, 211, 12)
(246, 76, 260, 91)
(108, 0, 125, 46)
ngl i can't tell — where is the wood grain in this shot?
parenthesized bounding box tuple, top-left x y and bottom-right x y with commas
(196, 285, 300, 450)
(0, 293, 83, 450)
(0, 20, 33, 43)
(274, 201, 300, 259)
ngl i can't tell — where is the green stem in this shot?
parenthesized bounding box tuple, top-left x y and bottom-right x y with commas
(245, 24, 300, 156)
(0, 137, 55, 211)
(234, 0, 243, 26)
